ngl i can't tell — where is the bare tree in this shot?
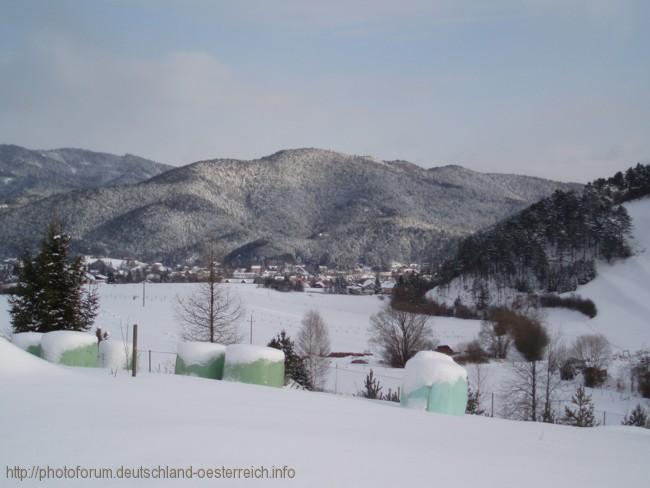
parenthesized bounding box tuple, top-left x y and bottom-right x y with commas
(368, 305, 436, 368)
(571, 334, 611, 370)
(479, 307, 514, 359)
(176, 241, 242, 343)
(571, 334, 611, 387)
(541, 333, 563, 422)
(297, 310, 331, 390)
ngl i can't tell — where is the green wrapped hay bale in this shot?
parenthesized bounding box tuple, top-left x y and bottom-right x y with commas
(11, 332, 43, 357)
(401, 351, 467, 416)
(223, 345, 285, 388)
(98, 340, 131, 370)
(41, 331, 98, 367)
(175, 342, 226, 379)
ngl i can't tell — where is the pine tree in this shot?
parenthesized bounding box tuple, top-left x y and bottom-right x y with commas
(622, 404, 650, 428)
(465, 384, 485, 415)
(359, 369, 383, 399)
(268, 330, 313, 390)
(562, 386, 597, 427)
(9, 219, 99, 333)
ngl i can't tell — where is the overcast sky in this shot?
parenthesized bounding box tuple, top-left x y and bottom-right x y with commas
(1, 1, 648, 182)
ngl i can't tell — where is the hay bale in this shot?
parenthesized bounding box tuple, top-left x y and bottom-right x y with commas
(223, 345, 285, 388)
(401, 351, 467, 416)
(41, 331, 98, 367)
(11, 332, 43, 357)
(175, 342, 226, 379)
(98, 340, 131, 370)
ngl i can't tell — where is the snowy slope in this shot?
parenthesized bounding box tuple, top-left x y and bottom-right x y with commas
(1, 339, 648, 488)
(543, 198, 650, 350)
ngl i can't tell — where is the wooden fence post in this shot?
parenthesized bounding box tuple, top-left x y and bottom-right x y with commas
(132, 324, 138, 377)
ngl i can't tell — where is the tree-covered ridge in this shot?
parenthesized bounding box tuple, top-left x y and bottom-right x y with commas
(437, 179, 635, 297)
(592, 163, 650, 203)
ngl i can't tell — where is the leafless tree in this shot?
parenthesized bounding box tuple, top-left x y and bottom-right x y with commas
(541, 333, 563, 422)
(176, 241, 242, 343)
(571, 334, 611, 369)
(297, 310, 331, 390)
(479, 307, 514, 359)
(368, 305, 436, 368)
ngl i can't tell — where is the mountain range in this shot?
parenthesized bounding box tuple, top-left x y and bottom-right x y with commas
(0, 146, 580, 266)
(0, 144, 172, 207)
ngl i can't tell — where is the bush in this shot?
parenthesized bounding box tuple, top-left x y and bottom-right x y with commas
(455, 340, 489, 364)
(539, 294, 597, 318)
(622, 404, 650, 428)
(583, 366, 608, 388)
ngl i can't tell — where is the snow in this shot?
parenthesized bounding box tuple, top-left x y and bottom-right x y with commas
(176, 341, 225, 366)
(402, 351, 466, 396)
(0, 338, 66, 378)
(1, 338, 649, 487)
(224, 344, 284, 365)
(40, 330, 97, 363)
(11, 332, 43, 350)
(98, 340, 130, 370)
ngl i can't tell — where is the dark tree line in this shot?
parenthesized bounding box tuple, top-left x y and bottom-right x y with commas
(592, 163, 650, 203)
(436, 182, 634, 298)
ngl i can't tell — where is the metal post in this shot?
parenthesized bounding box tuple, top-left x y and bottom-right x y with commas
(132, 324, 138, 377)
(491, 392, 494, 418)
(142, 280, 146, 307)
(249, 314, 254, 344)
(148, 349, 152, 373)
(335, 363, 338, 394)
(603, 411, 606, 426)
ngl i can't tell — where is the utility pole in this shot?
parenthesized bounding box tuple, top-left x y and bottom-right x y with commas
(142, 279, 146, 307)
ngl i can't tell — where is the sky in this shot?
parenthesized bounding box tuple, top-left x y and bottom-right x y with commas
(0, 1, 649, 182)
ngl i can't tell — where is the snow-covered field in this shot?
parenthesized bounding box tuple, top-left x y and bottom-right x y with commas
(1, 338, 649, 488)
(0, 281, 482, 396)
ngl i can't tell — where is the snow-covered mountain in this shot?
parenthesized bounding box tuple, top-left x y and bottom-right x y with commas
(0, 147, 579, 265)
(0, 144, 172, 206)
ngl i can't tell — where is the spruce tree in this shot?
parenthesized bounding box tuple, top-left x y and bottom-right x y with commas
(9, 250, 39, 333)
(268, 330, 313, 390)
(9, 219, 98, 333)
(562, 386, 597, 427)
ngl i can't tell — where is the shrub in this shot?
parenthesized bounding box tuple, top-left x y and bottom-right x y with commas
(622, 404, 650, 428)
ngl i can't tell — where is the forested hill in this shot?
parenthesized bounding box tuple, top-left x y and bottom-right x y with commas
(433, 164, 650, 301)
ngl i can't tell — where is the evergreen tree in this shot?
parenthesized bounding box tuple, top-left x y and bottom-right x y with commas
(622, 404, 650, 428)
(268, 330, 313, 390)
(359, 369, 383, 399)
(562, 386, 597, 427)
(9, 220, 98, 333)
(465, 384, 485, 415)
(9, 250, 39, 333)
